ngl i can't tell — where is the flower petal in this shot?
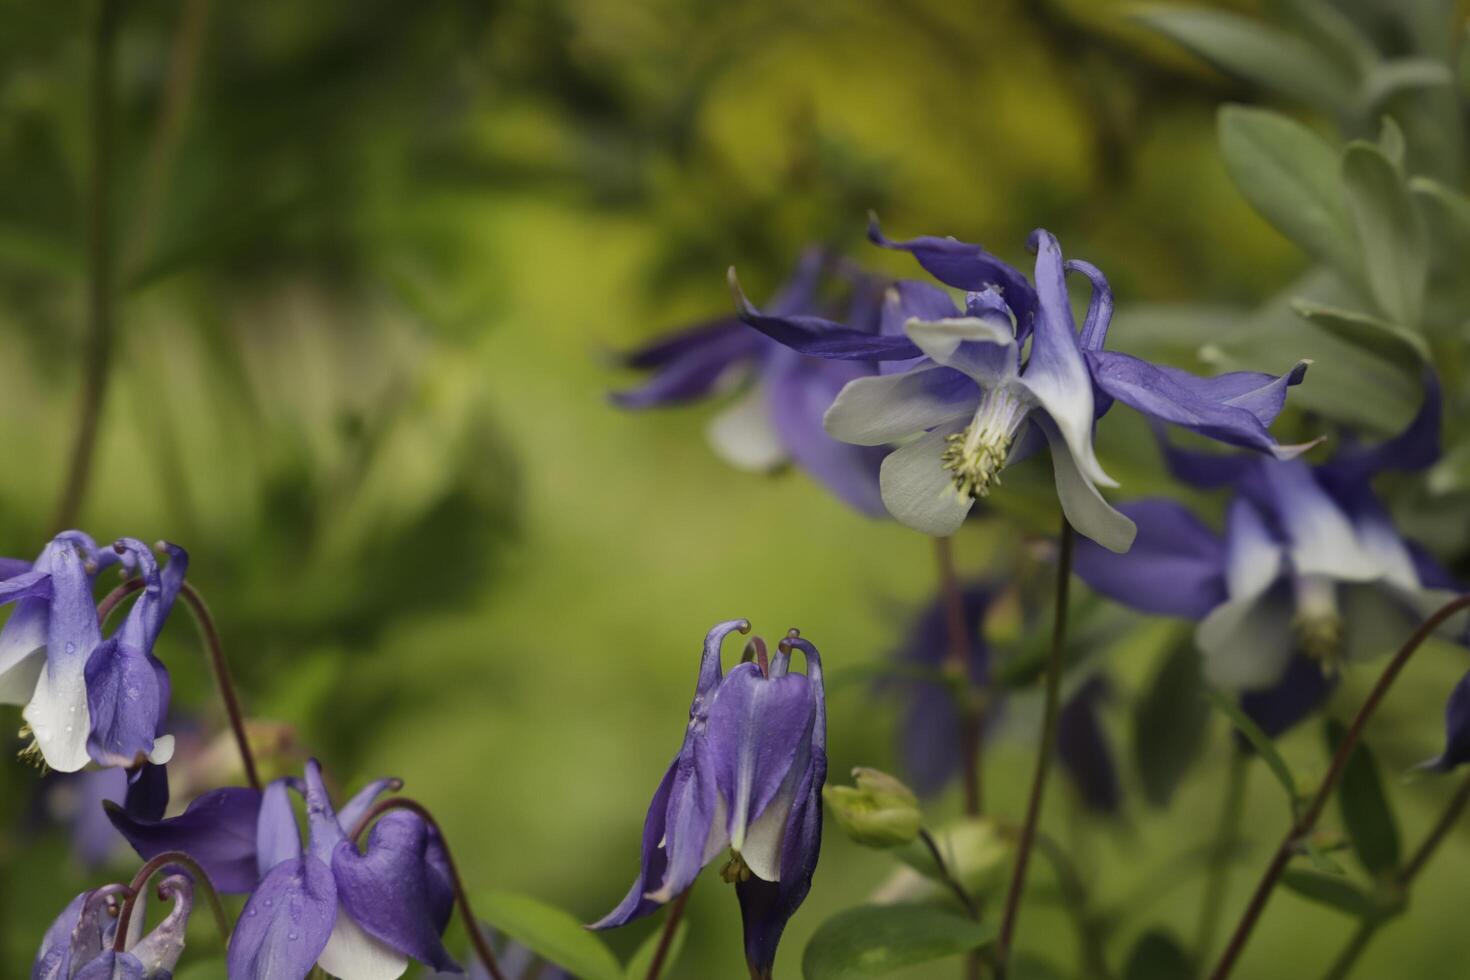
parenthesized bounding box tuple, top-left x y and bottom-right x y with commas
(258, 778, 304, 877)
(1072, 499, 1227, 618)
(106, 787, 264, 894)
(731, 269, 924, 362)
(877, 421, 974, 536)
(588, 761, 679, 930)
(24, 543, 101, 772)
(1196, 580, 1297, 690)
(227, 856, 337, 980)
(1034, 416, 1135, 553)
(1239, 654, 1339, 739)
(823, 366, 976, 447)
(127, 874, 192, 978)
(610, 323, 760, 409)
(1221, 498, 1285, 601)
(84, 640, 166, 769)
(1065, 259, 1113, 351)
(904, 316, 1019, 385)
(73, 951, 145, 980)
(706, 385, 788, 472)
(1422, 669, 1470, 772)
(0, 597, 47, 705)
(1247, 461, 1381, 582)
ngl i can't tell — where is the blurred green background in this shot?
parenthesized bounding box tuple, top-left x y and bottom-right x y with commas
(1, 0, 1468, 977)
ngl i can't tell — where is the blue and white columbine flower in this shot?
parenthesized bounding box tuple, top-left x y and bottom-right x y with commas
(591, 620, 826, 979)
(732, 221, 1312, 551)
(612, 249, 890, 516)
(1075, 376, 1462, 700)
(34, 873, 194, 980)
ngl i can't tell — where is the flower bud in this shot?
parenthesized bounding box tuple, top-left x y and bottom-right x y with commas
(823, 767, 921, 848)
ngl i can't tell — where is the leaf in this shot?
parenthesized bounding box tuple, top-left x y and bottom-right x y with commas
(1133, 640, 1209, 808)
(1204, 687, 1298, 812)
(801, 905, 996, 980)
(892, 818, 1010, 896)
(1342, 140, 1428, 328)
(475, 891, 623, 980)
(1377, 116, 1406, 171)
(1291, 301, 1428, 374)
(625, 918, 688, 980)
(1302, 839, 1348, 875)
(1275, 0, 1377, 76)
(1326, 719, 1402, 876)
(1360, 57, 1455, 111)
(1428, 436, 1470, 496)
(1216, 106, 1359, 275)
(1124, 930, 1194, 980)
(1133, 8, 1356, 116)
(1280, 869, 1377, 917)
(1410, 177, 1470, 242)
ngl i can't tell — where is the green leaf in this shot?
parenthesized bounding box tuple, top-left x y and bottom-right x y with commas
(626, 918, 688, 980)
(1133, 640, 1209, 808)
(1124, 930, 1194, 980)
(1302, 839, 1348, 875)
(1133, 8, 1356, 116)
(1276, 0, 1377, 76)
(1216, 106, 1359, 275)
(1326, 719, 1402, 876)
(1360, 57, 1455, 111)
(475, 891, 623, 980)
(801, 905, 996, 980)
(1204, 686, 1298, 811)
(1291, 301, 1428, 373)
(1342, 140, 1428, 328)
(1429, 435, 1470, 495)
(1410, 177, 1470, 242)
(1377, 116, 1406, 171)
(1281, 868, 1377, 917)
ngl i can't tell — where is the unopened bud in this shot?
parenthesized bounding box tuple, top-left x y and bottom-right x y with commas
(823, 767, 921, 848)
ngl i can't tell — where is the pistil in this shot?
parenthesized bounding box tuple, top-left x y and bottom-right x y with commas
(941, 389, 1026, 500)
(1292, 575, 1343, 669)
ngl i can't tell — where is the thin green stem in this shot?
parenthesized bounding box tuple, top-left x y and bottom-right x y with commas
(55, 0, 121, 531)
(996, 521, 1075, 971)
(1196, 749, 1249, 963)
(1207, 592, 1470, 980)
(644, 886, 691, 980)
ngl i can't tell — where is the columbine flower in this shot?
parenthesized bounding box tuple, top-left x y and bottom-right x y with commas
(33, 873, 194, 980)
(612, 249, 890, 516)
(591, 620, 827, 979)
(882, 587, 1120, 812)
(1074, 377, 1462, 706)
(105, 759, 456, 979)
(732, 221, 1312, 551)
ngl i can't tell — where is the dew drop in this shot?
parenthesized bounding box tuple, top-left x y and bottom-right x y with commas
(248, 909, 257, 917)
(64, 725, 73, 733)
(65, 642, 75, 654)
(288, 932, 298, 941)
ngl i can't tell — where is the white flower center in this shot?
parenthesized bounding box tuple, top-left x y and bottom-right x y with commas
(1292, 574, 1342, 667)
(941, 388, 1027, 500)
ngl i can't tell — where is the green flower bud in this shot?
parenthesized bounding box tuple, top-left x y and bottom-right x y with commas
(823, 767, 922, 848)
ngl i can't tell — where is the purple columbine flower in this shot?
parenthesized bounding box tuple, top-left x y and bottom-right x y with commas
(612, 249, 891, 516)
(0, 532, 185, 773)
(590, 620, 827, 979)
(33, 873, 194, 980)
(105, 759, 457, 979)
(731, 220, 1312, 551)
(1073, 377, 1461, 732)
(884, 587, 1120, 813)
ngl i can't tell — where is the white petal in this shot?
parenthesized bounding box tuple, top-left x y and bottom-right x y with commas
(1223, 499, 1286, 601)
(0, 601, 47, 704)
(22, 660, 92, 773)
(903, 317, 1018, 385)
(823, 366, 976, 446)
(738, 758, 805, 883)
(316, 907, 408, 980)
(878, 422, 973, 536)
(706, 386, 787, 471)
(0, 649, 43, 706)
(1196, 588, 1296, 690)
(1263, 463, 1379, 582)
(1037, 417, 1135, 553)
(1017, 356, 1115, 489)
(148, 734, 176, 766)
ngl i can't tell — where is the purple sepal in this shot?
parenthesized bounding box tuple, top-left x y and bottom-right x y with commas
(106, 787, 264, 893)
(731, 272, 924, 361)
(1072, 500, 1227, 620)
(610, 322, 760, 409)
(1422, 670, 1470, 772)
(84, 639, 166, 768)
(257, 778, 304, 877)
(32, 890, 89, 980)
(1238, 654, 1338, 741)
(226, 856, 337, 980)
(124, 764, 170, 822)
(332, 811, 461, 973)
(73, 952, 145, 980)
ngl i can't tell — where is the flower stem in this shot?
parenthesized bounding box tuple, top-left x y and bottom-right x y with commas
(1317, 767, 1470, 980)
(1195, 749, 1249, 963)
(934, 536, 982, 816)
(112, 851, 231, 953)
(996, 521, 1074, 969)
(348, 797, 510, 980)
(97, 577, 260, 791)
(645, 886, 692, 980)
(919, 827, 980, 920)
(1206, 592, 1470, 980)
(54, 0, 121, 532)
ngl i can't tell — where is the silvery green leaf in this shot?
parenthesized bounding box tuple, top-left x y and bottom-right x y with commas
(1410, 177, 1470, 241)
(1291, 301, 1427, 374)
(801, 905, 996, 980)
(1360, 57, 1455, 111)
(1342, 140, 1428, 328)
(1217, 106, 1360, 276)
(1427, 437, 1470, 496)
(1134, 7, 1357, 116)
(1377, 116, 1406, 171)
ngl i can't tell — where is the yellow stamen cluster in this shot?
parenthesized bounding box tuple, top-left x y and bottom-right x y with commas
(1294, 612, 1343, 671)
(16, 724, 46, 772)
(720, 850, 754, 884)
(941, 431, 1012, 500)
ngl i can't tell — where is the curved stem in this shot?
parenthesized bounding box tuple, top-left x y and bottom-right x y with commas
(996, 521, 1075, 969)
(1207, 592, 1470, 980)
(934, 537, 983, 818)
(54, 0, 120, 532)
(96, 577, 260, 790)
(918, 828, 979, 920)
(348, 797, 509, 980)
(645, 887, 691, 980)
(112, 851, 231, 953)
(1317, 768, 1470, 980)
(1195, 749, 1249, 963)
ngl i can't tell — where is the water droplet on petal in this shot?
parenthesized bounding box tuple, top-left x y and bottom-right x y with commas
(65, 642, 75, 654)
(288, 932, 298, 941)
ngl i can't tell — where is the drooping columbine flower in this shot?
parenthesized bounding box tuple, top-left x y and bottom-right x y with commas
(612, 249, 890, 516)
(731, 221, 1312, 551)
(590, 620, 827, 979)
(33, 873, 194, 980)
(1074, 377, 1462, 708)
(106, 759, 456, 979)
